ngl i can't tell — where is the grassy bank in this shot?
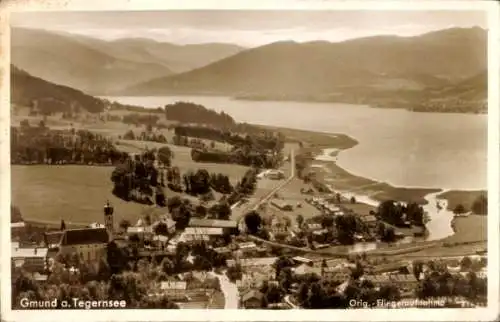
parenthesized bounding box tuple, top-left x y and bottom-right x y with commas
(437, 190, 487, 213)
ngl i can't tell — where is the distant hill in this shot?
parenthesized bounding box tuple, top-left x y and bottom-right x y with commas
(11, 27, 174, 95)
(124, 27, 487, 101)
(11, 27, 244, 94)
(70, 35, 245, 74)
(11, 65, 105, 113)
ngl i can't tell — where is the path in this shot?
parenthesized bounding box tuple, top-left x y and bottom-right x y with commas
(231, 149, 295, 231)
(212, 272, 239, 309)
(284, 295, 298, 309)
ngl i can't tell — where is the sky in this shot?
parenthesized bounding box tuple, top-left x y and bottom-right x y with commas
(10, 10, 488, 47)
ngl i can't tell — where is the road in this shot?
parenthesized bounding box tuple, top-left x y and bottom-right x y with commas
(212, 272, 239, 309)
(232, 149, 296, 230)
(284, 295, 298, 309)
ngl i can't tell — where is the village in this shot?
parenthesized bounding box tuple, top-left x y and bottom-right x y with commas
(10, 100, 488, 310)
(10, 140, 488, 309)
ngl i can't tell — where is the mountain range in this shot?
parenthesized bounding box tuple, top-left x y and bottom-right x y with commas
(11, 27, 244, 95)
(122, 27, 487, 101)
(11, 26, 488, 114)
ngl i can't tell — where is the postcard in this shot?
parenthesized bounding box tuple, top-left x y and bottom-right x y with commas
(1, 0, 498, 321)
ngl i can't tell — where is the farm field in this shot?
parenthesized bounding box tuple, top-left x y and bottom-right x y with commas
(11, 165, 148, 226)
(11, 138, 251, 226)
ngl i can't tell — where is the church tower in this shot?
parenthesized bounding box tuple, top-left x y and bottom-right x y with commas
(104, 200, 114, 241)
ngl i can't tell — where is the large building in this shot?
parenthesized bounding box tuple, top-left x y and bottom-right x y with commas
(11, 243, 49, 273)
(59, 228, 110, 262)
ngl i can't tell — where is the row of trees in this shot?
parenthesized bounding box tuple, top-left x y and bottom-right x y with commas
(454, 194, 488, 215)
(191, 148, 279, 168)
(174, 125, 284, 153)
(122, 129, 167, 144)
(121, 113, 160, 127)
(11, 125, 128, 165)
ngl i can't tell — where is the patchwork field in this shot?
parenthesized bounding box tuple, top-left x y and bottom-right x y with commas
(11, 139, 251, 227)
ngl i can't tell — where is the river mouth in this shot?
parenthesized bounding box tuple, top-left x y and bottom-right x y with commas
(313, 148, 458, 243)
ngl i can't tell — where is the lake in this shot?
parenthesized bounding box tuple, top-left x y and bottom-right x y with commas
(103, 95, 488, 191)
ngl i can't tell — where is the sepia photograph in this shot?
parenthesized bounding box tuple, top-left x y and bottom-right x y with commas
(1, 1, 498, 321)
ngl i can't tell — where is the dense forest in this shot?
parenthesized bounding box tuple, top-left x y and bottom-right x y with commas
(164, 101, 235, 128)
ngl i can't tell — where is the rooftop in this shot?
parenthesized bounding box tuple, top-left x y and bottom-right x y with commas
(60, 228, 109, 246)
(12, 247, 49, 258)
(241, 289, 264, 303)
(184, 227, 224, 235)
(44, 231, 64, 247)
(188, 218, 237, 228)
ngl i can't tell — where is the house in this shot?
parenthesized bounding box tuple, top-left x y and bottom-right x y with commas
(370, 261, 409, 274)
(267, 170, 285, 180)
(322, 266, 351, 283)
(43, 231, 64, 249)
(127, 226, 154, 240)
(292, 256, 313, 265)
(241, 289, 264, 309)
(237, 242, 258, 253)
(306, 223, 323, 231)
(188, 218, 238, 234)
(214, 246, 231, 254)
(11, 246, 49, 273)
(270, 216, 289, 234)
(267, 302, 290, 309)
(366, 274, 418, 291)
(184, 227, 224, 236)
(360, 215, 377, 226)
(294, 264, 321, 276)
(271, 199, 293, 211)
(58, 228, 109, 262)
(188, 218, 238, 228)
(227, 257, 278, 268)
(11, 221, 26, 240)
(152, 219, 176, 235)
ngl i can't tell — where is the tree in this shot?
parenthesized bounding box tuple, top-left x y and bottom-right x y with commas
(157, 146, 173, 167)
(107, 241, 128, 275)
(453, 204, 467, 215)
(378, 284, 401, 302)
(381, 226, 396, 243)
(460, 256, 473, 271)
(11, 205, 23, 223)
(413, 260, 424, 280)
(119, 219, 132, 232)
(226, 264, 243, 282)
(350, 196, 356, 204)
(321, 215, 334, 229)
(296, 214, 304, 228)
(154, 222, 169, 236)
(160, 257, 175, 275)
(123, 130, 135, 140)
(244, 210, 262, 234)
(60, 219, 66, 231)
(472, 195, 487, 215)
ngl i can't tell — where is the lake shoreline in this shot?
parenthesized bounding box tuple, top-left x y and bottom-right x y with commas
(105, 93, 486, 115)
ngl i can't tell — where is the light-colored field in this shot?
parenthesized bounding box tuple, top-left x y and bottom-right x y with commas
(11, 165, 149, 226)
(117, 139, 249, 186)
(444, 215, 487, 244)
